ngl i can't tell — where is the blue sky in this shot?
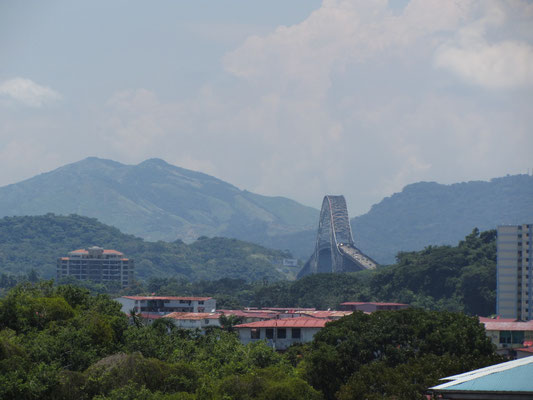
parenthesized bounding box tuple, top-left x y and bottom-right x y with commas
(1, 0, 532, 216)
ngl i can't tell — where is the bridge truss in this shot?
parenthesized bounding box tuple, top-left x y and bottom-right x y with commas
(298, 195, 377, 277)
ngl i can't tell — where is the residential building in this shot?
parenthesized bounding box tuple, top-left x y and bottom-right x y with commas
(429, 356, 533, 399)
(497, 224, 533, 320)
(339, 302, 409, 313)
(234, 317, 328, 350)
(115, 296, 216, 315)
(57, 246, 134, 287)
(479, 317, 533, 354)
(163, 312, 221, 330)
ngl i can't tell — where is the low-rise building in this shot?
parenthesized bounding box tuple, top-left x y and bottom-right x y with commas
(339, 302, 409, 313)
(234, 317, 328, 350)
(429, 356, 533, 399)
(115, 296, 216, 315)
(163, 312, 221, 330)
(479, 317, 533, 353)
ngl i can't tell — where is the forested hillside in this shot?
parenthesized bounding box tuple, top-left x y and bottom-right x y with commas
(0, 214, 294, 282)
(0, 157, 318, 247)
(352, 174, 533, 263)
(127, 229, 497, 316)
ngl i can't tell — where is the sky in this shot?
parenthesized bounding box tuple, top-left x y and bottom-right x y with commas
(1, 0, 532, 217)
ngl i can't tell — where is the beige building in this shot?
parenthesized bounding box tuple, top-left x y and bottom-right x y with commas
(57, 246, 134, 288)
(497, 224, 533, 320)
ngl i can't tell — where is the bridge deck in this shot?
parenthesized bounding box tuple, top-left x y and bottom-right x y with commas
(338, 244, 377, 270)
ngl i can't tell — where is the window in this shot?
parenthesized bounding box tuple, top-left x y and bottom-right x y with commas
(266, 328, 274, 339)
(292, 328, 301, 339)
(250, 329, 260, 339)
(277, 328, 286, 339)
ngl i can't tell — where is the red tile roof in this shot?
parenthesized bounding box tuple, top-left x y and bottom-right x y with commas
(516, 347, 533, 353)
(340, 302, 408, 306)
(70, 249, 124, 255)
(122, 296, 212, 301)
(263, 307, 317, 312)
(219, 310, 279, 319)
(235, 317, 328, 329)
(480, 319, 533, 331)
(479, 317, 517, 323)
(164, 312, 220, 320)
(299, 310, 353, 319)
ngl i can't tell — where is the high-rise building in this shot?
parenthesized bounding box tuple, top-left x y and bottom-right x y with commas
(57, 246, 134, 287)
(497, 224, 533, 321)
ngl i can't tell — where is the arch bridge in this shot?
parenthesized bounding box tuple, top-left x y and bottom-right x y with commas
(298, 195, 377, 278)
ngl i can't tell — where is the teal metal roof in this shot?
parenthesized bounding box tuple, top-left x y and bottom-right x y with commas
(431, 356, 533, 393)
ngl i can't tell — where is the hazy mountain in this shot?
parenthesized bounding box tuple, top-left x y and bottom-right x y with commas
(351, 174, 533, 264)
(0, 157, 318, 249)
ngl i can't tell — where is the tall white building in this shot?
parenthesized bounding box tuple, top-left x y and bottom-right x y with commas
(497, 224, 533, 321)
(57, 246, 134, 288)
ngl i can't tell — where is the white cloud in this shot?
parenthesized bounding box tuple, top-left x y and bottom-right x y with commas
(436, 40, 533, 88)
(434, 2, 533, 88)
(0, 78, 61, 107)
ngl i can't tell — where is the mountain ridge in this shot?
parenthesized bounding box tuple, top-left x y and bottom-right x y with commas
(0, 157, 319, 247)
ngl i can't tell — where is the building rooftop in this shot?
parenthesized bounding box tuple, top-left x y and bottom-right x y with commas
(164, 312, 220, 320)
(122, 296, 212, 301)
(299, 310, 353, 319)
(69, 248, 124, 255)
(430, 356, 533, 394)
(340, 302, 408, 306)
(218, 310, 279, 319)
(235, 317, 329, 329)
(479, 318, 533, 331)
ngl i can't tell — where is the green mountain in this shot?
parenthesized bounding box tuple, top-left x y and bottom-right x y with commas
(0, 214, 295, 282)
(351, 175, 533, 264)
(0, 157, 318, 248)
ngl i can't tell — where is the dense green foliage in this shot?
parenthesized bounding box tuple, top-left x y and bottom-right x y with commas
(0, 157, 318, 250)
(0, 282, 500, 399)
(0, 214, 296, 282)
(0, 282, 317, 400)
(143, 228, 496, 315)
(303, 309, 501, 399)
(352, 174, 533, 263)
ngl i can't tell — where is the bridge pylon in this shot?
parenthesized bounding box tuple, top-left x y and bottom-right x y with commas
(298, 195, 377, 278)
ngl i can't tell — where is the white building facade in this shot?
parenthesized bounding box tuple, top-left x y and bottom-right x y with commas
(497, 224, 533, 320)
(235, 317, 327, 350)
(115, 296, 216, 315)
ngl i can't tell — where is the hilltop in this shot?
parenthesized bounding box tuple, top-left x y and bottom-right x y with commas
(351, 174, 533, 263)
(0, 157, 318, 248)
(0, 214, 295, 282)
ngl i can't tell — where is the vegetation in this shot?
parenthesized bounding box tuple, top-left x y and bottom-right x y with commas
(0, 157, 318, 251)
(138, 228, 496, 315)
(0, 282, 500, 399)
(0, 213, 497, 314)
(0, 214, 295, 282)
(352, 174, 533, 263)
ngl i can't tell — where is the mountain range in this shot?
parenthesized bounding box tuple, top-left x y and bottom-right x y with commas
(0, 157, 532, 265)
(0, 157, 318, 249)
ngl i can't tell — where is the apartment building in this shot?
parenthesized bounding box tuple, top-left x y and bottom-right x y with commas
(497, 224, 533, 320)
(57, 246, 134, 287)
